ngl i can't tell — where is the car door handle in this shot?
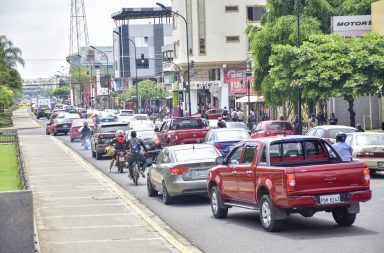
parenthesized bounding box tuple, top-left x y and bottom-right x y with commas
(246, 170, 253, 175)
(231, 171, 237, 175)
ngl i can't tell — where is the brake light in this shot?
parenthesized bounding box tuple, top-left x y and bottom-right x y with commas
(286, 174, 296, 192)
(154, 139, 160, 145)
(357, 152, 374, 158)
(363, 168, 370, 186)
(170, 167, 189, 175)
(214, 144, 223, 151)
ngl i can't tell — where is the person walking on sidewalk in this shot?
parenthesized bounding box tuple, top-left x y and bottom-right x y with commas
(222, 107, 229, 121)
(108, 130, 129, 173)
(127, 131, 148, 178)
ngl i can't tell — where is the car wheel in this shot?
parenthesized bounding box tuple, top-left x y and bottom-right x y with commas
(70, 138, 74, 142)
(162, 182, 173, 205)
(147, 177, 158, 197)
(259, 195, 284, 232)
(96, 152, 102, 160)
(91, 149, 96, 158)
(46, 129, 50, 135)
(210, 186, 228, 219)
(53, 130, 57, 136)
(332, 207, 356, 226)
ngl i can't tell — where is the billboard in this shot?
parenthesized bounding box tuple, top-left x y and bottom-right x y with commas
(224, 68, 254, 95)
(79, 46, 113, 67)
(331, 15, 371, 37)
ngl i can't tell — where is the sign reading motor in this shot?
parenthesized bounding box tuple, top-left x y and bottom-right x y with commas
(331, 15, 371, 37)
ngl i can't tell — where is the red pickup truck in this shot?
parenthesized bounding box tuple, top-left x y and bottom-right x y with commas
(157, 117, 210, 147)
(207, 136, 371, 232)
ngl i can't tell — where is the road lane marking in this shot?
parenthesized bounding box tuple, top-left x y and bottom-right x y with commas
(50, 136, 195, 253)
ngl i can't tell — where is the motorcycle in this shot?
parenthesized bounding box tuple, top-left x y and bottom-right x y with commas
(81, 138, 91, 150)
(116, 151, 126, 173)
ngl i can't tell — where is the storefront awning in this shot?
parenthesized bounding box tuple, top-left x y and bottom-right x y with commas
(235, 95, 264, 103)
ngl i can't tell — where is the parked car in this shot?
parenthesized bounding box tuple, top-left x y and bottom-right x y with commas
(70, 119, 96, 142)
(202, 128, 250, 157)
(346, 132, 384, 175)
(251, 120, 294, 138)
(46, 118, 72, 136)
(306, 125, 357, 143)
(208, 136, 372, 232)
(147, 144, 221, 204)
(36, 105, 52, 119)
(91, 122, 130, 160)
(157, 117, 210, 147)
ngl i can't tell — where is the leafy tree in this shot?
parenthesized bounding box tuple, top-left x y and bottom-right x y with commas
(0, 85, 14, 110)
(120, 80, 169, 102)
(269, 33, 384, 126)
(51, 85, 71, 97)
(0, 35, 24, 68)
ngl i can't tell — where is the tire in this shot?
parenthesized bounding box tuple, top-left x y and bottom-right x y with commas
(53, 131, 57, 136)
(96, 152, 102, 160)
(70, 138, 74, 142)
(46, 129, 50, 135)
(133, 164, 139, 186)
(210, 186, 228, 218)
(332, 207, 356, 226)
(162, 182, 173, 205)
(118, 161, 123, 173)
(147, 177, 158, 197)
(92, 149, 96, 158)
(259, 195, 284, 232)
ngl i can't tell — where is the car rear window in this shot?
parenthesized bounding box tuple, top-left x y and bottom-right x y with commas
(100, 125, 129, 133)
(215, 130, 249, 140)
(267, 122, 293, 131)
(172, 119, 204, 129)
(56, 118, 71, 124)
(174, 146, 219, 162)
(356, 134, 384, 145)
(326, 128, 357, 138)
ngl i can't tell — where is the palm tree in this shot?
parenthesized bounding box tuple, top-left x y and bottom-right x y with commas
(0, 35, 24, 68)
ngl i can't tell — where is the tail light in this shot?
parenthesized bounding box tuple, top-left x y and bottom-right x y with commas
(286, 174, 296, 192)
(214, 144, 223, 151)
(170, 167, 189, 175)
(265, 131, 271, 136)
(363, 168, 370, 186)
(154, 139, 160, 146)
(357, 152, 374, 158)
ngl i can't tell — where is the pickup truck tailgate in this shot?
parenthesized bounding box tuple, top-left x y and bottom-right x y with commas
(175, 129, 207, 143)
(292, 162, 368, 195)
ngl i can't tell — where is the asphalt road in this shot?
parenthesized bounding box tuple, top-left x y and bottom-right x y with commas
(28, 119, 384, 253)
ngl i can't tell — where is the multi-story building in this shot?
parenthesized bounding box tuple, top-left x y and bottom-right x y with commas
(167, 0, 266, 114)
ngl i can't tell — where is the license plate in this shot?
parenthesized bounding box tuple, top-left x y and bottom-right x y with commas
(320, 194, 341, 204)
(193, 170, 208, 179)
(378, 162, 384, 169)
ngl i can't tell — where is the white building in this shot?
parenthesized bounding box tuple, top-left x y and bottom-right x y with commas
(170, 0, 266, 114)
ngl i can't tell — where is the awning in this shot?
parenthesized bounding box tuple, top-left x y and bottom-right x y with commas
(235, 95, 264, 103)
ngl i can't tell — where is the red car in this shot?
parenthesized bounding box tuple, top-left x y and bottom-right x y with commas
(70, 119, 96, 142)
(194, 109, 224, 119)
(46, 118, 72, 136)
(251, 120, 294, 138)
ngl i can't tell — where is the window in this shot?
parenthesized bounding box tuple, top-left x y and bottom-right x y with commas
(226, 36, 240, 43)
(209, 69, 220, 81)
(247, 6, 265, 22)
(135, 37, 148, 47)
(242, 145, 257, 164)
(282, 142, 304, 161)
(267, 122, 293, 131)
(198, 0, 206, 55)
(227, 146, 243, 165)
(304, 141, 327, 159)
(225, 6, 239, 12)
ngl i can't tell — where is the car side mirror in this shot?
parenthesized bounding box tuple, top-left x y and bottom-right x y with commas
(215, 156, 224, 165)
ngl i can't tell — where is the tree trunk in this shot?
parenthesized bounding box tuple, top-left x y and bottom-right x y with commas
(347, 98, 356, 127)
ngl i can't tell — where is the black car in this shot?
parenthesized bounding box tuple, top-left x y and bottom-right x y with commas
(36, 106, 52, 119)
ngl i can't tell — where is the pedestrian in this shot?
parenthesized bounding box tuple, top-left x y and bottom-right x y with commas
(231, 109, 238, 122)
(316, 111, 326, 125)
(328, 113, 338, 125)
(292, 115, 302, 135)
(308, 113, 316, 129)
(201, 110, 208, 119)
(237, 108, 244, 122)
(248, 109, 256, 128)
(332, 132, 353, 162)
(279, 115, 284, 120)
(222, 106, 229, 121)
(217, 117, 227, 128)
(356, 123, 365, 132)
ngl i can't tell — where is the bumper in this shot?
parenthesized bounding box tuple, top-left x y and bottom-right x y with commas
(165, 177, 208, 197)
(280, 190, 372, 209)
(354, 158, 384, 171)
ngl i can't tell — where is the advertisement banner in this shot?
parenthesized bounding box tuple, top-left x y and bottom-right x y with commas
(224, 68, 254, 95)
(331, 15, 371, 37)
(79, 46, 113, 66)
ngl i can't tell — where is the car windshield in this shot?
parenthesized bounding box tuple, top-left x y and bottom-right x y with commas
(100, 117, 117, 122)
(174, 146, 219, 162)
(355, 134, 384, 146)
(226, 122, 248, 130)
(130, 121, 154, 130)
(215, 130, 249, 140)
(267, 122, 293, 131)
(326, 128, 356, 138)
(100, 125, 130, 133)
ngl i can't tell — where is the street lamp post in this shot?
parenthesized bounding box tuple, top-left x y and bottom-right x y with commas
(246, 61, 252, 130)
(296, 0, 302, 134)
(90, 46, 110, 108)
(113, 31, 139, 114)
(76, 54, 94, 108)
(156, 2, 191, 116)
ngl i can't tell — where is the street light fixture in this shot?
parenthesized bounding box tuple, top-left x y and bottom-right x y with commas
(90, 45, 111, 108)
(113, 31, 139, 114)
(156, 2, 192, 116)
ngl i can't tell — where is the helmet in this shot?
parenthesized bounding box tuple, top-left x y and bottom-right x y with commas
(335, 132, 346, 143)
(115, 129, 124, 137)
(130, 130, 137, 138)
(83, 121, 88, 127)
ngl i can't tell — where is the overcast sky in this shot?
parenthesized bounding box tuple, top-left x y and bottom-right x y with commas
(0, 0, 171, 80)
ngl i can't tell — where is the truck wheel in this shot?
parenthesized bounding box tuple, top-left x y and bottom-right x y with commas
(147, 177, 158, 197)
(259, 195, 284, 232)
(332, 207, 356, 226)
(96, 152, 102, 160)
(210, 186, 228, 219)
(162, 182, 173, 205)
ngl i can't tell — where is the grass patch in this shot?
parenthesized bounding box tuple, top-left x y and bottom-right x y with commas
(0, 144, 21, 191)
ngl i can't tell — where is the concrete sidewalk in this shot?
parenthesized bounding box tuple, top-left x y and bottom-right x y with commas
(5, 106, 41, 130)
(12, 108, 200, 253)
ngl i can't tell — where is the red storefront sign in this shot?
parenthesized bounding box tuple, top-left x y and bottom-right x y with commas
(224, 68, 254, 95)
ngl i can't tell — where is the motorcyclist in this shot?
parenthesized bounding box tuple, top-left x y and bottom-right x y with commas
(108, 130, 129, 173)
(80, 121, 92, 147)
(127, 130, 148, 179)
(332, 132, 353, 162)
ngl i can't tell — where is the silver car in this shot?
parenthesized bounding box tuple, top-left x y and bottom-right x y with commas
(147, 144, 221, 205)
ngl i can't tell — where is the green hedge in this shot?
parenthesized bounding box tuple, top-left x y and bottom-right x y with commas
(0, 144, 21, 191)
